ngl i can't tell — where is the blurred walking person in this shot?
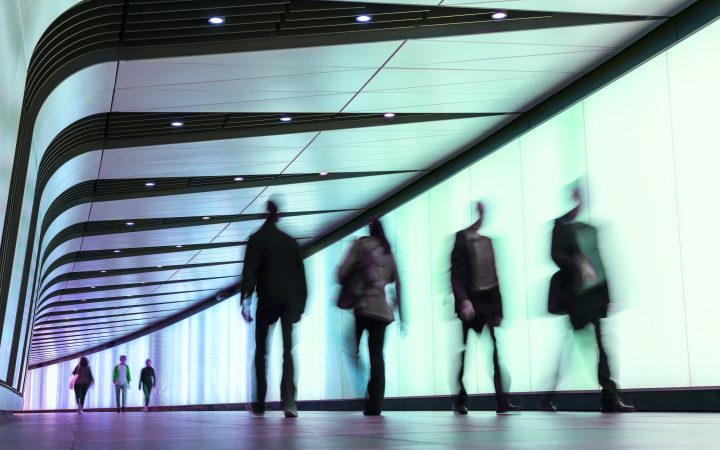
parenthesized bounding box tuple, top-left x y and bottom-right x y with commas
(138, 359, 156, 412)
(71, 357, 94, 414)
(542, 187, 635, 413)
(450, 202, 520, 415)
(241, 200, 307, 418)
(337, 219, 402, 416)
(113, 355, 131, 413)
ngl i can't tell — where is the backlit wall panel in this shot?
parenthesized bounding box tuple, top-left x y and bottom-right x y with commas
(24, 18, 720, 410)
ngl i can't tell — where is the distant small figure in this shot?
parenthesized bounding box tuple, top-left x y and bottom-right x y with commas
(450, 202, 520, 415)
(113, 355, 131, 413)
(241, 200, 307, 418)
(71, 357, 94, 414)
(139, 359, 156, 412)
(543, 187, 635, 413)
(337, 219, 402, 416)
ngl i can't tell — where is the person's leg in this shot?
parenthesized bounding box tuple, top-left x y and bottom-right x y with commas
(593, 319, 619, 403)
(454, 323, 471, 409)
(364, 318, 388, 414)
(74, 385, 82, 412)
(487, 325, 507, 404)
(279, 312, 297, 414)
(143, 383, 152, 407)
(80, 385, 89, 409)
(115, 384, 121, 412)
(253, 317, 271, 413)
(121, 384, 127, 410)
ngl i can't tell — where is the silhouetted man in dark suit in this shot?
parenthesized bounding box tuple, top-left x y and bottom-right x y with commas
(450, 202, 520, 415)
(241, 200, 307, 418)
(544, 187, 634, 413)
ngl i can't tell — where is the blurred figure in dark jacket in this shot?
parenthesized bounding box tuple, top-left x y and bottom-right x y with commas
(240, 200, 307, 418)
(450, 202, 520, 415)
(542, 187, 634, 413)
(337, 219, 402, 416)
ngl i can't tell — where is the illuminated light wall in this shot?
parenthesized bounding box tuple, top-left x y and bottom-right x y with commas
(24, 18, 720, 409)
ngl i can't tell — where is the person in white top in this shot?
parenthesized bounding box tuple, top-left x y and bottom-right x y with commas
(112, 355, 131, 413)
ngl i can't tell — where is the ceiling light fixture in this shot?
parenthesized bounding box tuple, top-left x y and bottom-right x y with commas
(126, 222, 135, 226)
(356, 14, 372, 23)
(91, 286, 96, 289)
(176, 244, 183, 248)
(280, 116, 292, 123)
(170, 121, 184, 127)
(157, 265, 163, 268)
(113, 250, 121, 253)
(208, 16, 225, 25)
(101, 270, 107, 273)
(145, 181, 155, 187)
(491, 11, 508, 20)
(202, 216, 211, 220)
(383, 113, 396, 118)
(234, 177, 244, 181)
(319, 171, 329, 176)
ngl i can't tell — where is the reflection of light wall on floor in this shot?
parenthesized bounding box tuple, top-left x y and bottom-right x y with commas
(23, 19, 720, 410)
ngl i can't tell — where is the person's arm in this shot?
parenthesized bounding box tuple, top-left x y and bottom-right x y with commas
(127, 366, 131, 383)
(450, 232, 470, 305)
(151, 368, 156, 387)
(113, 365, 118, 384)
(337, 240, 359, 282)
(138, 370, 142, 390)
(551, 222, 579, 273)
(72, 365, 79, 376)
(240, 236, 260, 303)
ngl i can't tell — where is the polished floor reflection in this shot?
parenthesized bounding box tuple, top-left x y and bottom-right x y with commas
(2, 411, 718, 449)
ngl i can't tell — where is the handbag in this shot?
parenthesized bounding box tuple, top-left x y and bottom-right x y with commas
(69, 374, 78, 390)
(337, 267, 367, 310)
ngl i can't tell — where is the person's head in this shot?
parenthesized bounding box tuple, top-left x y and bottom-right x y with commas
(368, 219, 392, 255)
(266, 200, 279, 223)
(145, 359, 152, 367)
(119, 355, 126, 364)
(79, 357, 89, 367)
(567, 186, 583, 220)
(470, 201, 485, 230)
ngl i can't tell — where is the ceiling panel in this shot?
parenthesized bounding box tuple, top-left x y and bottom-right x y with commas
(441, 0, 695, 15)
(79, 224, 229, 251)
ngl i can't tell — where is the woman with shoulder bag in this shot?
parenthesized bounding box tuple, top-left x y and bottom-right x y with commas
(337, 219, 403, 416)
(71, 357, 94, 414)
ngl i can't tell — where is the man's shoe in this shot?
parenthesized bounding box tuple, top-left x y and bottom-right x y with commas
(284, 406, 298, 418)
(496, 401, 522, 414)
(453, 405, 468, 415)
(601, 400, 636, 413)
(363, 409, 382, 416)
(250, 403, 265, 416)
(116, 409, 120, 414)
(538, 401, 558, 412)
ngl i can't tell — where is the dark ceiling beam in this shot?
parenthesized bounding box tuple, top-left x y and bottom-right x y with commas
(42, 240, 247, 285)
(37, 275, 237, 310)
(38, 259, 243, 303)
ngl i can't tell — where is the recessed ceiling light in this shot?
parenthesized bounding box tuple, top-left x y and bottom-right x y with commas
(157, 265, 163, 268)
(208, 16, 225, 25)
(356, 15, 372, 23)
(170, 121, 184, 127)
(234, 177, 244, 181)
(383, 113, 396, 118)
(101, 270, 107, 273)
(145, 182, 155, 187)
(202, 216, 210, 220)
(91, 286, 96, 289)
(113, 250, 121, 253)
(126, 222, 135, 226)
(491, 11, 508, 20)
(279, 116, 292, 123)
(319, 171, 329, 176)
(176, 245, 183, 248)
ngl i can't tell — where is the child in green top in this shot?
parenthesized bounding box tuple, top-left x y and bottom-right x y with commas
(113, 355, 131, 412)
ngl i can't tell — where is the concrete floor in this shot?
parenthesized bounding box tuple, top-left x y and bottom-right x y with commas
(1, 411, 717, 449)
